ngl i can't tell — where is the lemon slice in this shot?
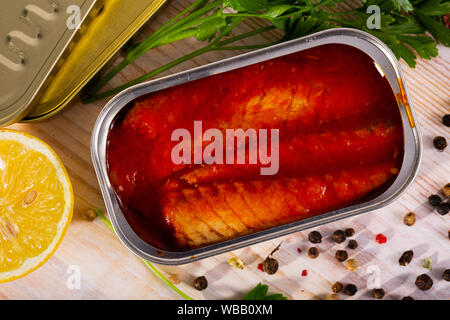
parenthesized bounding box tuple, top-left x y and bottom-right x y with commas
(0, 129, 73, 282)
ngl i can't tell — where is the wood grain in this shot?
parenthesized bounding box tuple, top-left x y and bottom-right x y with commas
(1, 0, 449, 300)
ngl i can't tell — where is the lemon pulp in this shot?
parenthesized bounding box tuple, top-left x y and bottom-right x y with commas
(0, 130, 73, 282)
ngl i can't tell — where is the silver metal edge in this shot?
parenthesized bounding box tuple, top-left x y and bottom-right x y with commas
(91, 28, 422, 265)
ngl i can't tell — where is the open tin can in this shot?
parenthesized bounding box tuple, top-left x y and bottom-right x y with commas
(91, 28, 422, 265)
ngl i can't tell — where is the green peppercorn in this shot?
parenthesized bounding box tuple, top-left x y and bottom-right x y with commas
(193, 276, 208, 290)
(404, 212, 416, 226)
(443, 183, 450, 198)
(331, 281, 343, 293)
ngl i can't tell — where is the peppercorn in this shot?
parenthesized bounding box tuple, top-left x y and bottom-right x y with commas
(443, 269, 450, 281)
(399, 250, 414, 266)
(262, 257, 279, 275)
(346, 259, 358, 271)
(307, 247, 319, 259)
(331, 281, 343, 293)
(343, 284, 357, 296)
(404, 212, 416, 226)
(402, 296, 414, 300)
(345, 228, 355, 237)
(443, 183, 450, 198)
(373, 288, 385, 299)
(326, 293, 340, 300)
(428, 194, 442, 207)
(332, 230, 346, 243)
(433, 136, 447, 151)
(415, 274, 433, 291)
(83, 208, 97, 221)
(347, 239, 358, 249)
(437, 202, 450, 215)
(193, 276, 208, 290)
(308, 230, 322, 244)
(443, 114, 450, 127)
(169, 273, 181, 285)
(335, 250, 348, 262)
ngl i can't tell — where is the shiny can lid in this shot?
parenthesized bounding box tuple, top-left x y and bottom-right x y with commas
(0, 0, 99, 126)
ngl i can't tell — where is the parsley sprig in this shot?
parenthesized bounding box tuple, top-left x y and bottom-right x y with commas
(82, 0, 449, 103)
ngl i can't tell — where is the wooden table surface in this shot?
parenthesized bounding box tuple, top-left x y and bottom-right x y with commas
(1, 0, 449, 300)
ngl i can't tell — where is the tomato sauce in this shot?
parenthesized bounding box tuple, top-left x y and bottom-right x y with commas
(106, 44, 404, 250)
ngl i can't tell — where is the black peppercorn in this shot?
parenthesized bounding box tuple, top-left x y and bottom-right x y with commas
(402, 296, 414, 300)
(437, 202, 450, 215)
(443, 269, 450, 281)
(428, 194, 442, 207)
(443, 114, 450, 127)
(335, 250, 348, 262)
(347, 239, 358, 249)
(373, 288, 385, 299)
(331, 281, 343, 293)
(193, 276, 208, 290)
(308, 231, 322, 244)
(433, 136, 447, 151)
(415, 274, 433, 291)
(262, 257, 279, 275)
(345, 228, 355, 237)
(332, 230, 346, 243)
(308, 247, 319, 259)
(343, 284, 357, 296)
(399, 250, 414, 266)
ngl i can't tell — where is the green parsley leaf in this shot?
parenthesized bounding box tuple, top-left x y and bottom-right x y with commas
(242, 283, 288, 300)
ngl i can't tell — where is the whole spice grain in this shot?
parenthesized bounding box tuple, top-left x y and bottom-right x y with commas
(346, 259, 358, 271)
(335, 250, 348, 262)
(262, 257, 279, 275)
(343, 284, 357, 296)
(83, 208, 97, 221)
(326, 293, 340, 300)
(443, 183, 450, 198)
(402, 296, 414, 300)
(228, 257, 245, 269)
(399, 250, 414, 266)
(347, 239, 358, 249)
(345, 228, 355, 237)
(193, 276, 208, 290)
(332, 230, 346, 243)
(376, 233, 387, 244)
(443, 114, 450, 127)
(415, 274, 433, 291)
(428, 194, 442, 207)
(308, 231, 322, 244)
(437, 202, 450, 215)
(421, 257, 433, 271)
(404, 212, 416, 226)
(332, 281, 343, 293)
(443, 269, 450, 281)
(433, 136, 447, 151)
(168, 273, 181, 285)
(308, 247, 319, 259)
(373, 288, 385, 299)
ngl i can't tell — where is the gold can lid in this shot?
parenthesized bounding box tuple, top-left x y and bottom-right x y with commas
(0, 0, 100, 126)
(22, 0, 167, 122)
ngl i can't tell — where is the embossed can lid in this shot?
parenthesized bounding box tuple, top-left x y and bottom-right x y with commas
(0, 0, 100, 126)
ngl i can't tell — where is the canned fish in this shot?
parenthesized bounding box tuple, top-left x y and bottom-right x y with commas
(91, 28, 422, 265)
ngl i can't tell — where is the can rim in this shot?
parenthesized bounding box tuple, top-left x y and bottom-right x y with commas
(91, 28, 422, 265)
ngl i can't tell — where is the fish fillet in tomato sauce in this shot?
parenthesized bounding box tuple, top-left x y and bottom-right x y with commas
(106, 44, 404, 250)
